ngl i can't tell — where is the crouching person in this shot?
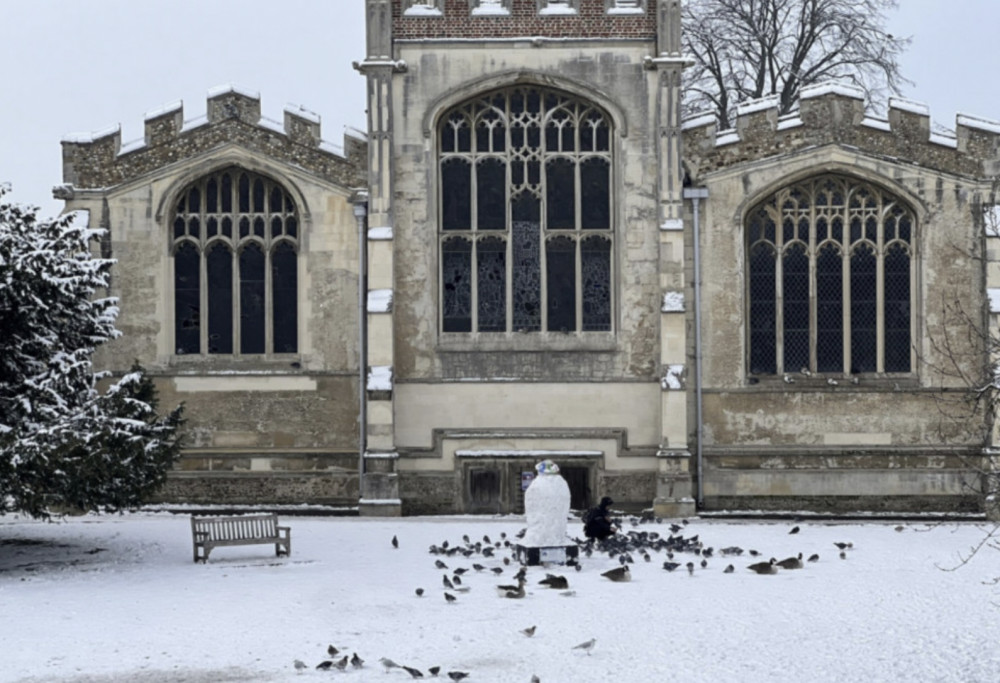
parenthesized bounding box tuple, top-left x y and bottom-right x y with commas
(583, 496, 617, 540)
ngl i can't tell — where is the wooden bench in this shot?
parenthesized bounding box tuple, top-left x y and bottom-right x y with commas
(191, 514, 291, 563)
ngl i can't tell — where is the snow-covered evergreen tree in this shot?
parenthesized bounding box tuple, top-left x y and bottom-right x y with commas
(0, 185, 183, 517)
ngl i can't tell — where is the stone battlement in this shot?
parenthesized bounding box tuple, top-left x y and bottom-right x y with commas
(60, 85, 366, 191)
(683, 81, 1000, 180)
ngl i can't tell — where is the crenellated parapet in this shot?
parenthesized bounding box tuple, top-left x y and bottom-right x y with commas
(59, 84, 367, 192)
(682, 81, 1000, 181)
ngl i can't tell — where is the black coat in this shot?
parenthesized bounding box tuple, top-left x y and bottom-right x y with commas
(583, 505, 614, 540)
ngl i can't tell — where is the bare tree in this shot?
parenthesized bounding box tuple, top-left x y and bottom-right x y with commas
(683, 0, 911, 128)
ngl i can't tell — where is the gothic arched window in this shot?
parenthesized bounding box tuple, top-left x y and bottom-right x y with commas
(747, 174, 913, 375)
(438, 86, 613, 333)
(172, 168, 299, 355)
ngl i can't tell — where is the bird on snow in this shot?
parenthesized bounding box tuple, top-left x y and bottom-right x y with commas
(380, 657, 401, 671)
(531, 676, 540, 683)
(435, 559, 449, 569)
(351, 653, 364, 669)
(472, 563, 486, 572)
(521, 625, 537, 637)
(327, 645, 339, 657)
(316, 660, 333, 670)
(447, 672, 470, 681)
(452, 574, 463, 586)
(294, 659, 308, 672)
(776, 553, 803, 569)
(723, 564, 735, 573)
(686, 561, 695, 575)
(500, 578, 526, 599)
(662, 561, 680, 572)
(453, 567, 468, 575)
(789, 525, 800, 534)
(334, 656, 349, 671)
(840, 551, 847, 559)
(490, 566, 503, 575)
(402, 665, 424, 678)
(428, 666, 441, 676)
(601, 565, 630, 582)
(572, 638, 597, 655)
(538, 573, 569, 589)
(443, 574, 455, 590)
(748, 558, 778, 575)
(415, 587, 424, 597)
(392, 535, 399, 549)
(834, 541, 853, 550)
(444, 591, 457, 603)
(807, 553, 819, 563)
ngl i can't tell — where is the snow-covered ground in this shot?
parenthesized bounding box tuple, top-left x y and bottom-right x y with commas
(2, 511, 999, 683)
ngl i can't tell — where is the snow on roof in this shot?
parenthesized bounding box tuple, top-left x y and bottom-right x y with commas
(345, 126, 368, 141)
(888, 96, 930, 116)
(257, 116, 285, 134)
(207, 83, 260, 100)
(776, 114, 803, 131)
(180, 115, 210, 133)
(319, 140, 344, 156)
(62, 123, 120, 144)
(800, 81, 864, 101)
(861, 116, 892, 132)
(117, 137, 146, 156)
(928, 132, 958, 149)
(681, 111, 716, 130)
(285, 103, 320, 124)
(957, 113, 1000, 135)
(715, 130, 740, 147)
(144, 100, 182, 121)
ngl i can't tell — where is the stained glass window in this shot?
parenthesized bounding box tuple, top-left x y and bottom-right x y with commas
(746, 174, 913, 376)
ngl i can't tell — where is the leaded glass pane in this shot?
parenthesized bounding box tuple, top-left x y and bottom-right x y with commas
(239, 244, 266, 354)
(207, 244, 233, 354)
(238, 174, 250, 212)
(749, 243, 776, 374)
(884, 244, 910, 372)
(580, 158, 609, 230)
(253, 179, 265, 212)
(783, 244, 809, 372)
(442, 238, 472, 332)
(477, 237, 506, 332)
(174, 242, 200, 355)
(546, 237, 576, 332)
(206, 178, 218, 213)
(512, 195, 541, 331)
(272, 242, 298, 353)
(546, 158, 575, 230)
(442, 159, 472, 231)
(815, 243, 842, 372)
(477, 159, 506, 230)
(581, 237, 611, 331)
(850, 245, 877, 373)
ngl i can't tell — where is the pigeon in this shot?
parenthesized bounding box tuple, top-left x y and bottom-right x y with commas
(700, 558, 708, 569)
(443, 575, 455, 590)
(662, 561, 680, 572)
(452, 574, 462, 586)
(435, 559, 449, 569)
(351, 653, 364, 668)
(572, 638, 596, 655)
(416, 587, 424, 597)
(453, 567, 468, 575)
(723, 564, 734, 573)
(294, 659, 308, 672)
(392, 535, 399, 549)
(447, 672, 470, 681)
(490, 567, 503, 575)
(335, 656, 349, 671)
(601, 565, 630, 582)
(531, 676, 540, 683)
(686, 561, 695, 575)
(834, 542, 853, 550)
(472, 563, 486, 572)
(895, 525, 905, 532)
(538, 574, 568, 589)
(521, 625, 537, 637)
(327, 645, 339, 657)
(748, 558, 778, 575)
(807, 554, 819, 563)
(826, 377, 839, 386)
(777, 553, 803, 569)
(428, 666, 441, 676)
(316, 660, 334, 670)
(444, 591, 457, 603)
(789, 525, 800, 534)
(380, 657, 400, 671)
(840, 551, 847, 559)
(402, 665, 424, 678)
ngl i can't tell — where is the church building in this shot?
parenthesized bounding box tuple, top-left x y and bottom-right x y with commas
(55, 0, 1000, 516)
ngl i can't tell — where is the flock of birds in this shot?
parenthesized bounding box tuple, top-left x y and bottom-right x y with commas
(295, 516, 871, 679)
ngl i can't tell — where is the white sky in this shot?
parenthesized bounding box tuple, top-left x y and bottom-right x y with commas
(2, 0, 999, 220)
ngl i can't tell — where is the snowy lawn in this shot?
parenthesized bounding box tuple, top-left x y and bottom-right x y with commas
(2, 511, 999, 683)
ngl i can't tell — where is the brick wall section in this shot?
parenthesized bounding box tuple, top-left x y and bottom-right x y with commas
(393, 0, 656, 40)
(62, 93, 366, 190)
(683, 93, 1000, 180)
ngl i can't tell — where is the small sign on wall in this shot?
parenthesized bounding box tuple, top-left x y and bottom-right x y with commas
(521, 471, 535, 491)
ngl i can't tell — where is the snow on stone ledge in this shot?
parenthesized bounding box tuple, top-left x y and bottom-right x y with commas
(144, 100, 182, 121)
(455, 449, 603, 458)
(368, 227, 393, 240)
(988, 288, 1000, 313)
(889, 97, 930, 116)
(735, 94, 780, 117)
(367, 365, 393, 391)
(62, 124, 121, 144)
(367, 289, 393, 313)
(403, 3, 443, 15)
(207, 83, 260, 100)
(776, 114, 803, 131)
(715, 130, 740, 147)
(800, 81, 864, 101)
(285, 103, 320, 124)
(662, 291, 685, 312)
(957, 113, 1000, 136)
(661, 364, 685, 390)
(861, 116, 891, 132)
(682, 111, 717, 130)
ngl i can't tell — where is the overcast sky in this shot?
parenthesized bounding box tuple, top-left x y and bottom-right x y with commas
(3, 1, 999, 220)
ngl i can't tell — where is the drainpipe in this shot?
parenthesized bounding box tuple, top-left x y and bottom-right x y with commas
(353, 195, 369, 492)
(683, 187, 709, 507)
